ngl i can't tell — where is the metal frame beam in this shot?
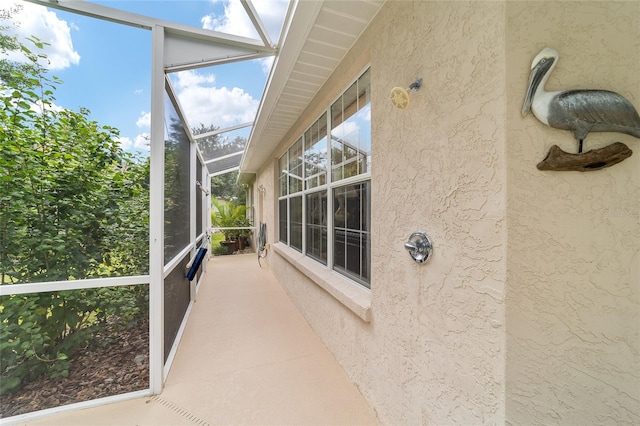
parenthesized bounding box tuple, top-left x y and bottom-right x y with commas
(241, 0, 273, 48)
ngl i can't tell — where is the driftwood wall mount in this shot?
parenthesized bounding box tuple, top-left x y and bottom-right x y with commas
(522, 47, 639, 171)
(537, 142, 633, 172)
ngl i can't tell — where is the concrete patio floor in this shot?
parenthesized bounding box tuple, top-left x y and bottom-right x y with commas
(19, 254, 378, 426)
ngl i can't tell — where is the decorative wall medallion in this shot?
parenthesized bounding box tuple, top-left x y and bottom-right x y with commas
(522, 47, 640, 171)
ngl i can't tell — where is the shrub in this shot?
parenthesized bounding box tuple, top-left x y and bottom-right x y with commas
(0, 35, 150, 395)
(211, 198, 251, 240)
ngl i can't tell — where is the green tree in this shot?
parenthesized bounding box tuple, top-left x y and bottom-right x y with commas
(0, 3, 29, 86)
(192, 124, 247, 203)
(0, 37, 149, 282)
(211, 198, 250, 240)
(0, 31, 149, 395)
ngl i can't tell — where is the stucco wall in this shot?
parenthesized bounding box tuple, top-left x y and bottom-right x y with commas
(253, 1, 639, 424)
(260, 2, 508, 424)
(505, 2, 640, 424)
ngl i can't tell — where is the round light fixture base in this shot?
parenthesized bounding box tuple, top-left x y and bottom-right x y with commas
(390, 86, 411, 109)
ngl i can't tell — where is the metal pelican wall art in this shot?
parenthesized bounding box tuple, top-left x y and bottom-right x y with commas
(522, 47, 639, 171)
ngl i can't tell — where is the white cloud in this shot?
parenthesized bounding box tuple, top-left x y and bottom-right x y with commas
(1, 88, 65, 114)
(333, 105, 371, 141)
(259, 56, 275, 75)
(200, 0, 287, 77)
(359, 103, 371, 121)
(173, 71, 216, 89)
(171, 70, 258, 129)
(201, 0, 288, 44)
(134, 133, 151, 150)
(117, 134, 150, 151)
(31, 99, 64, 114)
(333, 120, 360, 140)
(136, 111, 151, 128)
(116, 136, 133, 150)
(1, 1, 80, 70)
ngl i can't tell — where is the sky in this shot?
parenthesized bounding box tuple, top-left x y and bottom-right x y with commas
(1, 0, 289, 154)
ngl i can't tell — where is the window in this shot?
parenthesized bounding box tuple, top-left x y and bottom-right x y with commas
(278, 68, 371, 288)
(333, 182, 370, 284)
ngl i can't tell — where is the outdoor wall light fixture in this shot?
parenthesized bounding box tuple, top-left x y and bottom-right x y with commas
(390, 78, 422, 110)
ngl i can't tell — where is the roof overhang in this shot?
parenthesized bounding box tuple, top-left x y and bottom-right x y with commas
(238, 0, 385, 183)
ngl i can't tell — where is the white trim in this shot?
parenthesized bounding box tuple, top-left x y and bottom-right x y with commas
(241, 0, 274, 48)
(165, 52, 274, 73)
(149, 24, 166, 396)
(204, 150, 244, 165)
(0, 276, 149, 296)
(209, 166, 240, 178)
(190, 132, 197, 303)
(0, 390, 151, 426)
(163, 245, 194, 279)
(193, 122, 253, 140)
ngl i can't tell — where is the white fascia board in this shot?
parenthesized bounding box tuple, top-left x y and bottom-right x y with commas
(240, 0, 325, 174)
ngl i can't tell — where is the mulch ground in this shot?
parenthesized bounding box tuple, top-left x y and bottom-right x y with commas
(0, 321, 149, 418)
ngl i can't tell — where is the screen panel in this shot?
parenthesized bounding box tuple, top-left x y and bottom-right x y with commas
(164, 93, 191, 264)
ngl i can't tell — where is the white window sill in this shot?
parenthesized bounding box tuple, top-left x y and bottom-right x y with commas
(273, 243, 372, 322)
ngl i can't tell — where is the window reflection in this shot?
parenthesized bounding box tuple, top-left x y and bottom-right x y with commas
(331, 70, 371, 182)
(288, 138, 303, 194)
(304, 113, 328, 190)
(306, 191, 327, 264)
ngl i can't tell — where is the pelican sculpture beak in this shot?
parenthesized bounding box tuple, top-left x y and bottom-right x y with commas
(522, 57, 554, 116)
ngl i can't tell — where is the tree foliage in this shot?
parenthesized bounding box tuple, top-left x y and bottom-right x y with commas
(192, 124, 247, 203)
(0, 29, 149, 395)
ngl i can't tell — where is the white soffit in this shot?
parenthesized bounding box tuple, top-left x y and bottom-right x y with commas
(240, 0, 385, 175)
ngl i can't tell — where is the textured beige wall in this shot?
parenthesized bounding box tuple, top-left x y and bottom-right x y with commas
(253, 162, 276, 247)
(255, 1, 639, 424)
(505, 2, 640, 424)
(263, 2, 508, 424)
(368, 2, 507, 424)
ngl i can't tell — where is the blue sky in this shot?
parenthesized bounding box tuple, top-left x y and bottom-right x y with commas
(1, 0, 288, 154)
